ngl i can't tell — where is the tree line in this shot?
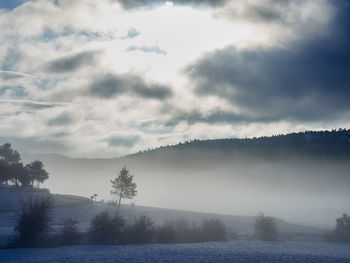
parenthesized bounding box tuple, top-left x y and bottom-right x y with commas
(130, 129, 350, 159)
(0, 143, 49, 187)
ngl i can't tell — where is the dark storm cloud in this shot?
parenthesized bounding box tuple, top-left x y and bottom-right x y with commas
(165, 109, 280, 127)
(241, 2, 288, 23)
(127, 46, 166, 55)
(116, 0, 228, 9)
(225, 0, 303, 24)
(116, 0, 302, 25)
(185, 1, 350, 123)
(165, 110, 244, 127)
(107, 135, 140, 148)
(47, 112, 74, 126)
(88, 73, 173, 100)
(46, 51, 99, 74)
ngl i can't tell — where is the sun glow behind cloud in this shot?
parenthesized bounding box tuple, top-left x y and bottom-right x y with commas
(165, 1, 174, 7)
(95, 2, 257, 88)
(0, 0, 347, 157)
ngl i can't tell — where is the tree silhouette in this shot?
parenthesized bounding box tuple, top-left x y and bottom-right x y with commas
(111, 167, 137, 208)
(200, 218, 226, 242)
(16, 163, 31, 187)
(125, 215, 155, 244)
(0, 159, 11, 184)
(9, 163, 26, 186)
(11, 198, 52, 248)
(0, 143, 21, 164)
(88, 212, 125, 244)
(326, 213, 350, 242)
(59, 218, 81, 245)
(0, 143, 22, 185)
(156, 221, 177, 243)
(255, 212, 278, 241)
(25, 161, 49, 187)
(0, 143, 49, 188)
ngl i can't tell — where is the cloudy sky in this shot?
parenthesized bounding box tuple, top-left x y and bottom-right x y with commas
(0, 0, 349, 157)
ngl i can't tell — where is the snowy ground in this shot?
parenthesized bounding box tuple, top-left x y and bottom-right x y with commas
(1, 241, 350, 263)
(0, 186, 325, 246)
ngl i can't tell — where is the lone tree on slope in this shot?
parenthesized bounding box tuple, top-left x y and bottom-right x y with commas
(111, 167, 137, 208)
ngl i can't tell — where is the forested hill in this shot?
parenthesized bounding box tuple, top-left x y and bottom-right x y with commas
(20, 129, 350, 226)
(126, 129, 350, 160)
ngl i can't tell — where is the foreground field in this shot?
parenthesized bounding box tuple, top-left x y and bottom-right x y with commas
(0, 185, 324, 246)
(1, 241, 350, 263)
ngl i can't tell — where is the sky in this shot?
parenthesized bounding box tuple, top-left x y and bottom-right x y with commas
(0, 0, 349, 158)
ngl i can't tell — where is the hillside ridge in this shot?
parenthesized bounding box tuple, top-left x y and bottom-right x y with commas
(22, 129, 350, 161)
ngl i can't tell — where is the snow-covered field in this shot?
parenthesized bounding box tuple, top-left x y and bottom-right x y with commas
(1, 241, 350, 263)
(0, 185, 325, 247)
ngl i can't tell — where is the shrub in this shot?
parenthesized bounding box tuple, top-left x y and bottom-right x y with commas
(155, 221, 177, 243)
(326, 213, 350, 242)
(199, 219, 226, 242)
(155, 218, 227, 244)
(125, 215, 155, 244)
(230, 231, 239, 240)
(60, 218, 81, 246)
(255, 213, 278, 241)
(9, 198, 52, 248)
(88, 211, 125, 244)
(172, 219, 199, 243)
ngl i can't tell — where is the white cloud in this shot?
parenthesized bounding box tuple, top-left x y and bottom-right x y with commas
(0, 0, 342, 157)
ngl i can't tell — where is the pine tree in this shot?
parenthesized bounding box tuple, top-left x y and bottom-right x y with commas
(25, 161, 49, 187)
(0, 143, 21, 164)
(0, 143, 21, 185)
(111, 167, 137, 208)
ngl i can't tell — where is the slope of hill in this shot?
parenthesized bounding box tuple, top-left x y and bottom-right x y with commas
(126, 129, 350, 160)
(23, 129, 350, 162)
(19, 129, 350, 227)
(0, 186, 324, 246)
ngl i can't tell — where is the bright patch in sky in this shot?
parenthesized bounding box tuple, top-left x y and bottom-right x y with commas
(165, 1, 174, 7)
(0, 0, 348, 157)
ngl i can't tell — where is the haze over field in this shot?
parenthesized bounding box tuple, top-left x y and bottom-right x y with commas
(1, 0, 350, 255)
(21, 130, 350, 227)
